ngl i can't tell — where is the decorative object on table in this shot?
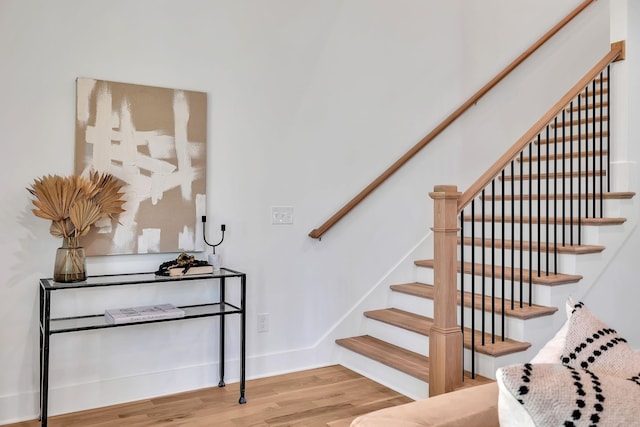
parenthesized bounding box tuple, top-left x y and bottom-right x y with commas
(208, 253, 221, 271)
(104, 303, 185, 324)
(155, 252, 214, 277)
(75, 77, 207, 256)
(28, 172, 126, 282)
(53, 237, 86, 284)
(202, 215, 225, 271)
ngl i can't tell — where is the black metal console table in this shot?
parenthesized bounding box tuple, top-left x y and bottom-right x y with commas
(39, 268, 246, 426)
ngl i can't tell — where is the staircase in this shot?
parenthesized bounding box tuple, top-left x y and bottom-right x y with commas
(336, 44, 632, 398)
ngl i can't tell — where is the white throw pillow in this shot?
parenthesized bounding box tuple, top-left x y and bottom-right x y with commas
(529, 318, 569, 364)
(496, 367, 536, 427)
(529, 298, 574, 364)
(498, 298, 572, 426)
(498, 300, 640, 426)
(499, 362, 640, 426)
(560, 301, 640, 377)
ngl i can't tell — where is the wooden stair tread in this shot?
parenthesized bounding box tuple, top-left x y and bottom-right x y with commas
(493, 191, 635, 201)
(391, 282, 559, 320)
(462, 215, 626, 226)
(501, 170, 605, 181)
(535, 131, 607, 145)
(579, 88, 607, 97)
(415, 259, 582, 286)
(336, 335, 429, 382)
(365, 308, 431, 336)
(565, 101, 607, 112)
(550, 116, 607, 127)
(336, 335, 495, 386)
(520, 149, 607, 162)
(364, 308, 531, 357)
(459, 237, 605, 254)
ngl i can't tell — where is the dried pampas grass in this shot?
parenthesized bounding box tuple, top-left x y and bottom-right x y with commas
(28, 171, 126, 239)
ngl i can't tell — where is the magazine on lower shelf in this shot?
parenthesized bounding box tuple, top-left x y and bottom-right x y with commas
(105, 303, 185, 324)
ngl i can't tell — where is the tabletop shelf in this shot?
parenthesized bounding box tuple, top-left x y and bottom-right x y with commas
(48, 302, 242, 334)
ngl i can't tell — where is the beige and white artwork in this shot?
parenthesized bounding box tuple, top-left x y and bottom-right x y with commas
(75, 78, 207, 256)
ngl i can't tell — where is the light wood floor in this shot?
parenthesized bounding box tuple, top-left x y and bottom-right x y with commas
(7, 365, 413, 427)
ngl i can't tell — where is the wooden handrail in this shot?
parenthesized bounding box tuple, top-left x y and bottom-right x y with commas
(308, 0, 597, 239)
(457, 42, 625, 212)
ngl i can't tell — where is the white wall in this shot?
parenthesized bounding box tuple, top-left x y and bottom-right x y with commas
(0, 0, 622, 423)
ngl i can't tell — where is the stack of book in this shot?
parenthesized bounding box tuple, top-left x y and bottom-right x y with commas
(105, 303, 185, 324)
(155, 252, 215, 277)
(167, 264, 214, 277)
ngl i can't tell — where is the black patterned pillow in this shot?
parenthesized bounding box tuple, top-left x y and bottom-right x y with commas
(498, 363, 640, 426)
(561, 301, 640, 378)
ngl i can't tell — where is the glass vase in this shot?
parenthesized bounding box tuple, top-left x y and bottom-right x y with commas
(53, 237, 87, 282)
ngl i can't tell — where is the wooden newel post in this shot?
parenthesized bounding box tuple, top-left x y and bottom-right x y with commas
(429, 185, 463, 396)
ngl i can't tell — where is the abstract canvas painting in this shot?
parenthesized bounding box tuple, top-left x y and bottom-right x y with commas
(75, 78, 207, 255)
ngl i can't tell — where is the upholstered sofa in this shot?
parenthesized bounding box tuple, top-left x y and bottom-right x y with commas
(351, 382, 499, 427)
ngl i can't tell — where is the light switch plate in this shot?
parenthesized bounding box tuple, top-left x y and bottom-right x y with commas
(271, 206, 294, 225)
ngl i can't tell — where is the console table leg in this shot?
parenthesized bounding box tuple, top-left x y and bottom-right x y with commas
(239, 274, 246, 404)
(40, 288, 51, 427)
(41, 337, 50, 427)
(218, 277, 225, 387)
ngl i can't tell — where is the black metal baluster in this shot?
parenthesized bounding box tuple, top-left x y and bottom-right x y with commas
(460, 210, 465, 382)
(537, 134, 541, 278)
(592, 79, 597, 218)
(570, 101, 574, 245)
(607, 65, 611, 192)
(501, 170, 505, 341)
(584, 86, 589, 220)
(471, 200, 476, 379)
(512, 159, 516, 311)
(491, 180, 496, 344)
(578, 91, 582, 245)
(527, 142, 532, 309)
(599, 71, 604, 217)
(519, 153, 523, 310)
(553, 118, 558, 275)
(481, 190, 486, 346)
(562, 110, 566, 247)
(545, 126, 550, 276)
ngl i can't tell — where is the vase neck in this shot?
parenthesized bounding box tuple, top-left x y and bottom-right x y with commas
(62, 236, 81, 248)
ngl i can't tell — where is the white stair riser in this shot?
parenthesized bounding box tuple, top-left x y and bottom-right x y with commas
(458, 306, 525, 341)
(336, 348, 429, 400)
(364, 318, 429, 356)
(415, 268, 433, 284)
(389, 291, 434, 316)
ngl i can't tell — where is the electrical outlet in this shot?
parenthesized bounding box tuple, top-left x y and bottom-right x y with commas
(257, 313, 269, 332)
